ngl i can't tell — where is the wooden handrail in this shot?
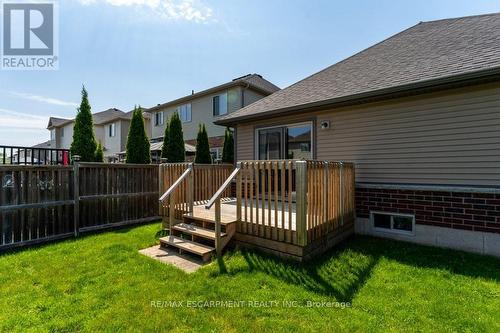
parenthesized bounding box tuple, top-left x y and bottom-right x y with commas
(159, 163, 193, 204)
(205, 163, 241, 209)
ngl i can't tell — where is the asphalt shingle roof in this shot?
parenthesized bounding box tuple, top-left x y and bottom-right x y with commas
(217, 13, 500, 124)
(145, 74, 280, 113)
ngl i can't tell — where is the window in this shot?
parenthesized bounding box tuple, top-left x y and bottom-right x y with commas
(210, 148, 222, 162)
(50, 129, 55, 140)
(371, 212, 415, 235)
(108, 123, 116, 137)
(176, 103, 192, 123)
(60, 128, 64, 137)
(256, 122, 313, 160)
(155, 111, 164, 126)
(213, 93, 228, 116)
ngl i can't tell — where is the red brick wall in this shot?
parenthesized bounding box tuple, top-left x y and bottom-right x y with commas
(356, 186, 500, 234)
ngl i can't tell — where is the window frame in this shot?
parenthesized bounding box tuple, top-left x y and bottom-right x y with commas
(154, 111, 164, 126)
(108, 123, 116, 137)
(213, 93, 228, 117)
(254, 121, 314, 160)
(176, 103, 192, 123)
(370, 211, 415, 236)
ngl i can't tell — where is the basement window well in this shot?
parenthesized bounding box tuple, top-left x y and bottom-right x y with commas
(371, 211, 415, 235)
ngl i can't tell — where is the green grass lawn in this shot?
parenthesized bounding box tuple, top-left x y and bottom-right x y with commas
(0, 223, 499, 333)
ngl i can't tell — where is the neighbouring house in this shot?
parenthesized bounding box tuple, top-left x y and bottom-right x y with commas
(215, 13, 500, 257)
(47, 108, 151, 162)
(144, 73, 280, 162)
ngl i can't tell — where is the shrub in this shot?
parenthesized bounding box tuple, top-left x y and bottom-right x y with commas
(95, 142, 104, 162)
(166, 113, 185, 162)
(70, 87, 97, 162)
(125, 106, 151, 164)
(160, 117, 170, 160)
(222, 128, 234, 163)
(195, 124, 212, 164)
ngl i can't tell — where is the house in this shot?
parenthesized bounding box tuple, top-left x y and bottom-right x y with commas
(144, 74, 280, 162)
(48, 108, 151, 162)
(212, 13, 500, 256)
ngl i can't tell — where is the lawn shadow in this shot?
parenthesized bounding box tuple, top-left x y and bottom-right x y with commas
(226, 235, 500, 301)
(237, 240, 380, 302)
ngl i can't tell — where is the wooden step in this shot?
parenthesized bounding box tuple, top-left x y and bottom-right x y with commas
(160, 236, 214, 262)
(172, 223, 226, 240)
(184, 205, 237, 225)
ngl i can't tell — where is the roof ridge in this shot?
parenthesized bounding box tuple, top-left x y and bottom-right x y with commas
(238, 21, 422, 108)
(420, 11, 500, 24)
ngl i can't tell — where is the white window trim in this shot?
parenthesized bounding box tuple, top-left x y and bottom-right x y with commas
(254, 121, 314, 160)
(176, 103, 192, 123)
(213, 93, 228, 117)
(155, 111, 164, 126)
(109, 123, 116, 137)
(370, 211, 416, 236)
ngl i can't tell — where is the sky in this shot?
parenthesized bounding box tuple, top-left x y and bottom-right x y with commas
(1, 0, 500, 146)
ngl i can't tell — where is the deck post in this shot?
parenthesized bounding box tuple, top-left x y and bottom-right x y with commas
(169, 194, 175, 230)
(215, 197, 222, 258)
(187, 163, 194, 213)
(236, 162, 242, 223)
(73, 155, 80, 237)
(295, 160, 308, 246)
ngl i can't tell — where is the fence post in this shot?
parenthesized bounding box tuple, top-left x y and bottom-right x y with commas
(339, 161, 344, 226)
(73, 155, 80, 237)
(159, 164, 166, 229)
(295, 160, 308, 246)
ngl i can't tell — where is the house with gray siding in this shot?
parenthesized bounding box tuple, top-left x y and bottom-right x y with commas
(144, 74, 279, 161)
(47, 108, 151, 162)
(215, 13, 500, 257)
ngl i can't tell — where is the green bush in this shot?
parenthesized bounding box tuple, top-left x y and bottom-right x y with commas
(166, 113, 185, 162)
(160, 118, 170, 160)
(195, 124, 212, 164)
(125, 107, 151, 164)
(70, 87, 98, 162)
(222, 128, 234, 163)
(95, 142, 104, 162)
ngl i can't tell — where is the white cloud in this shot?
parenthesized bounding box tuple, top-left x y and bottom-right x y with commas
(77, 0, 214, 23)
(0, 108, 48, 129)
(9, 91, 78, 107)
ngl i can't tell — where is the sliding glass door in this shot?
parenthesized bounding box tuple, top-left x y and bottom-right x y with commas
(258, 128, 283, 160)
(257, 122, 312, 160)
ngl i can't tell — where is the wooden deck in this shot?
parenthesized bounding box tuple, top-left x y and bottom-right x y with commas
(159, 161, 356, 262)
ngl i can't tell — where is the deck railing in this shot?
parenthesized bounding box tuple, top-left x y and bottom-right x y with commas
(159, 160, 355, 253)
(158, 163, 234, 226)
(234, 160, 355, 246)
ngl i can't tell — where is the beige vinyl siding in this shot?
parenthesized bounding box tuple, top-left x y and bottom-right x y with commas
(236, 82, 500, 187)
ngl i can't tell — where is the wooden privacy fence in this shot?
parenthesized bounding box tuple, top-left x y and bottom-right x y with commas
(76, 163, 159, 232)
(235, 160, 356, 246)
(0, 163, 160, 250)
(158, 163, 233, 221)
(0, 165, 74, 247)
